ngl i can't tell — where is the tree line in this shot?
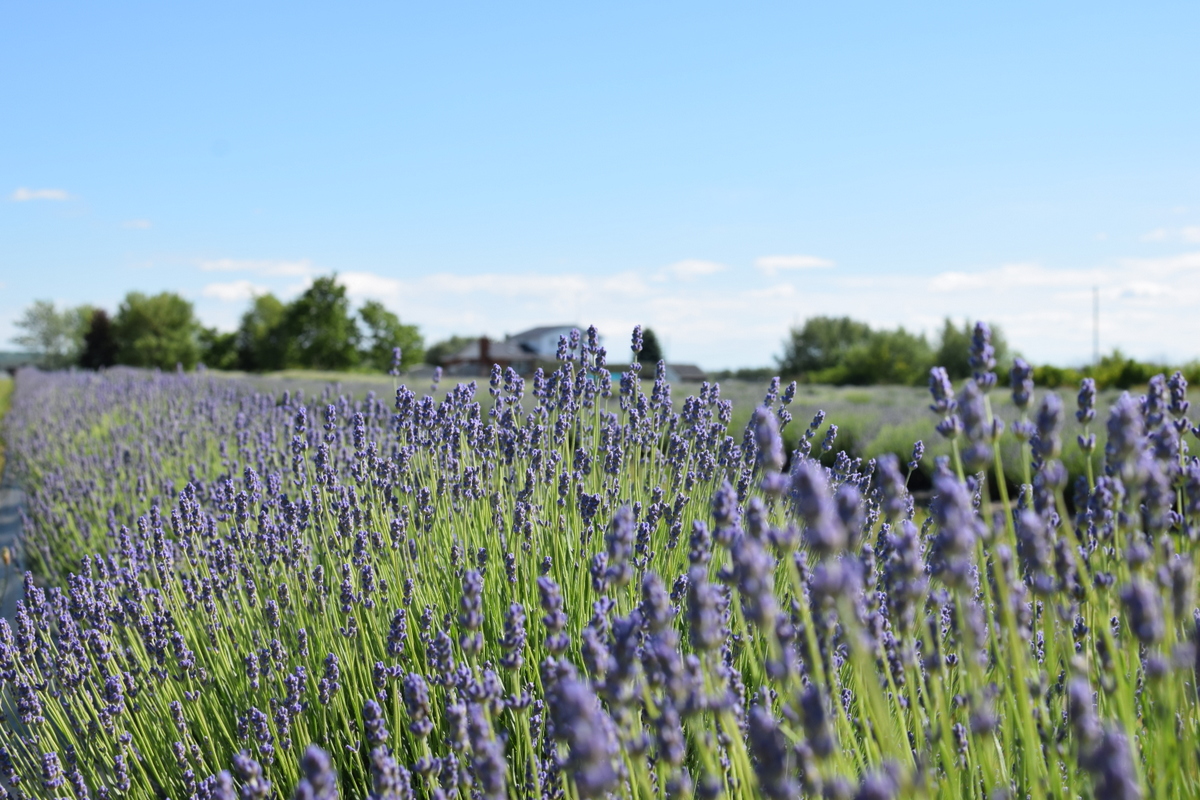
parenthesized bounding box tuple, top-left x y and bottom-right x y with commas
(725, 315, 1196, 391)
(14, 289, 1189, 389)
(12, 275, 425, 373)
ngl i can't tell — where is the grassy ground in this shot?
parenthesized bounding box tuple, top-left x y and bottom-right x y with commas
(0, 376, 12, 478)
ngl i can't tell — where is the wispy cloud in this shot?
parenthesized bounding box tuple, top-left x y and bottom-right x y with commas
(202, 280, 270, 302)
(11, 187, 70, 202)
(659, 260, 726, 280)
(198, 258, 317, 277)
(1140, 226, 1200, 244)
(755, 254, 835, 276)
(122, 219, 152, 230)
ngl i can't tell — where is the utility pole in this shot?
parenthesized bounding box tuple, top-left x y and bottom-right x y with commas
(1093, 285, 1099, 367)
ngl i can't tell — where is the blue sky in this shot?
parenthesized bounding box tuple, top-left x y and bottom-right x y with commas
(3, 2, 1199, 368)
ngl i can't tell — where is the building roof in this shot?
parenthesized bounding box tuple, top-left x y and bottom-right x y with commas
(669, 364, 708, 381)
(445, 338, 532, 363)
(507, 325, 577, 343)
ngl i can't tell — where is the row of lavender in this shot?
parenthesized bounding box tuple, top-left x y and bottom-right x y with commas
(0, 324, 1196, 799)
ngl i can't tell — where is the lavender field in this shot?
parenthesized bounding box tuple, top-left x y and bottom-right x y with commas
(0, 325, 1195, 799)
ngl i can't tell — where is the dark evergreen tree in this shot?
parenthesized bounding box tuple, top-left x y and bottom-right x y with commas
(638, 327, 664, 366)
(79, 309, 118, 370)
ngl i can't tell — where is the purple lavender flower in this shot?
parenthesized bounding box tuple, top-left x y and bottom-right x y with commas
(969, 321, 997, 390)
(369, 747, 411, 800)
(547, 668, 620, 799)
(957, 379, 992, 470)
(604, 505, 635, 587)
(1106, 393, 1146, 481)
(908, 439, 925, 471)
(232, 751, 270, 800)
(1010, 357, 1034, 411)
(1077, 377, 1097, 424)
(687, 567, 723, 652)
(500, 602, 527, 670)
(363, 699, 389, 749)
(928, 471, 981, 587)
(466, 704, 506, 800)
(1119, 579, 1164, 645)
(753, 405, 785, 474)
(747, 704, 796, 799)
(295, 745, 338, 800)
(538, 576, 570, 654)
(401, 673, 433, 738)
(1078, 725, 1142, 800)
(458, 569, 484, 654)
(929, 366, 957, 416)
(1168, 370, 1189, 419)
(791, 461, 846, 555)
(41, 752, 64, 792)
(1033, 392, 1064, 460)
(876, 454, 909, 520)
(798, 685, 836, 758)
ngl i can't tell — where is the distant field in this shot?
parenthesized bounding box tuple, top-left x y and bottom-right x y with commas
(220, 369, 1127, 492)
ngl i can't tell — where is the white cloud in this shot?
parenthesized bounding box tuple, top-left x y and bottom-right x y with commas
(660, 260, 726, 280)
(11, 187, 70, 201)
(341, 271, 404, 298)
(929, 262, 1099, 293)
(198, 258, 317, 277)
(1140, 226, 1200, 244)
(122, 219, 152, 229)
(755, 254, 835, 276)
(202, 280, 270, 302)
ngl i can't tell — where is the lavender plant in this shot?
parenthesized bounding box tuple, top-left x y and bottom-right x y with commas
(0, 329, 1197, 799)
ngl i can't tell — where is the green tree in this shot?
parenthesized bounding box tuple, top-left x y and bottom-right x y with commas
(280, 275, 360, 370)
(934, 318, 1010, 379)
(79, 309, 118, 370)
(236, 293, 288, 371)
(199, 328, 240, 370)
(111, 291, 201, 370)
(425, 335, 474, 366)
(828, 328, 934, 385)
(638, 327, 664, 365)
(11, 300, 93, 368)
(358, 301, 423, 372)
(777, 316, 873, 377)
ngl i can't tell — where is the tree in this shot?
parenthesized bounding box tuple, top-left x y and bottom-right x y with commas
(358, 301, 423, 372)
(280, 275, 360, 370)
(236, 293, 288, 372)
(425, 335, 474, 366)
(829, 328, 933, 386)
(777, 316, 873, 376)
(111, 291, 201, 370)
(79, 309, 118, 370)
(11, 300, 93, 368)
(199, 328, 240, 370)
(934, 318, 1010, 379)
(638, 328, 664, 366)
